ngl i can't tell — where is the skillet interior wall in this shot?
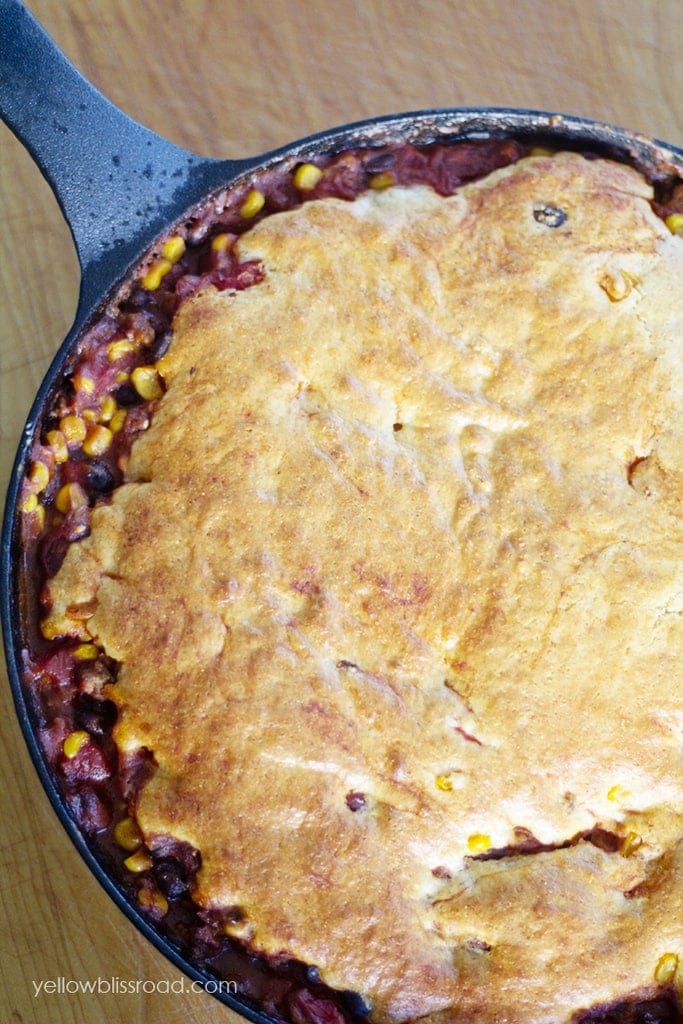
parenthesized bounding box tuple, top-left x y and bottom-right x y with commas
(1, 2, 683, 1023)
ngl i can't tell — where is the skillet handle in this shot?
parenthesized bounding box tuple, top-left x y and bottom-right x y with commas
(0, 0, 248, 318)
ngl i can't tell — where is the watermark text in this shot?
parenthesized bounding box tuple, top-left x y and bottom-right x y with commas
(32, 975, 237, 998)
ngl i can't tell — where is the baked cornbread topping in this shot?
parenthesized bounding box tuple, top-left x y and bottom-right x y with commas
(19, 143, 683, 1023)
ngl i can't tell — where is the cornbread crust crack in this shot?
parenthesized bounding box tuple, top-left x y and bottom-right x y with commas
(43, 152, 683, 1023)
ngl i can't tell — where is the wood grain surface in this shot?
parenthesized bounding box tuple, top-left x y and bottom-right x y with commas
(1, 2, 682, 1022)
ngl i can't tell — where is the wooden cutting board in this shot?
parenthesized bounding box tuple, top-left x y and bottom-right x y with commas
(1, 1, 681, 1021)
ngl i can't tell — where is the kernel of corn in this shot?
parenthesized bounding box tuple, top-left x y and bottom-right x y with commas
(107, 338, 137, 362)
(131, 365, 163, 401)
(22, 492, 39, 514)
(114, 816, 143, 853)
(369, 171, 395, 190)
(115, 370, 130, 384)
(60, 414, 87, 446)
(162, 234, 186, 264)
(467, 833, 492, 854)
(73, 372, 95, 396)
(99, 396, 118, 423)
(141, 257, 172, 291)
(34, 504, 46, 531)
(63, 730, 90, 759)
(654, 951, 679, 985)
(621, 831, 643, 857)
(138, 887, 168, 916)
(124, 849, 152, 873)
(240, 188, 265, 218)
(607, 784, 630, 803)
(40, 618, 64, 641)
(109, 408, 128, 434)
(155, 354, 170, 378)
(55, 481, 89, 514)
(83, 424, 113, 457)
(73, 643, 99, 661)
(665, 213, 683, 235)
(28, 460, 50, 493)
(435, 774, 453, 792)
(211, 232, 233, 252)
(82, 408, 98, 423)
(294, 162, 323, 191)
(46, 429, 69, 463)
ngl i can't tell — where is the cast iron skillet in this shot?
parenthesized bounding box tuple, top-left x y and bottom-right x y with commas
(2, 1, 683, 1020)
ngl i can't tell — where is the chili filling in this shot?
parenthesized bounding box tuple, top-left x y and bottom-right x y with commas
(13, 136, 683, 1024)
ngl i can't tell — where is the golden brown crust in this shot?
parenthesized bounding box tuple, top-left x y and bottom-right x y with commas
(44, 152, 683, 1022)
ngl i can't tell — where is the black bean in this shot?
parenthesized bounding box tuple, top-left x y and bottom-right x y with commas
(74, 692, 118, 735)
(154, 857, 190, 899)
(533, 204, 567, 227)
(345, 791, 366, 812)
(87, 460, 119, 494)
(113, 382, 141, 407)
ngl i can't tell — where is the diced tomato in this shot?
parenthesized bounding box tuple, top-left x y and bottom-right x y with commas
(288, 988, 348, 1024)
(60, 740, 112, 786)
